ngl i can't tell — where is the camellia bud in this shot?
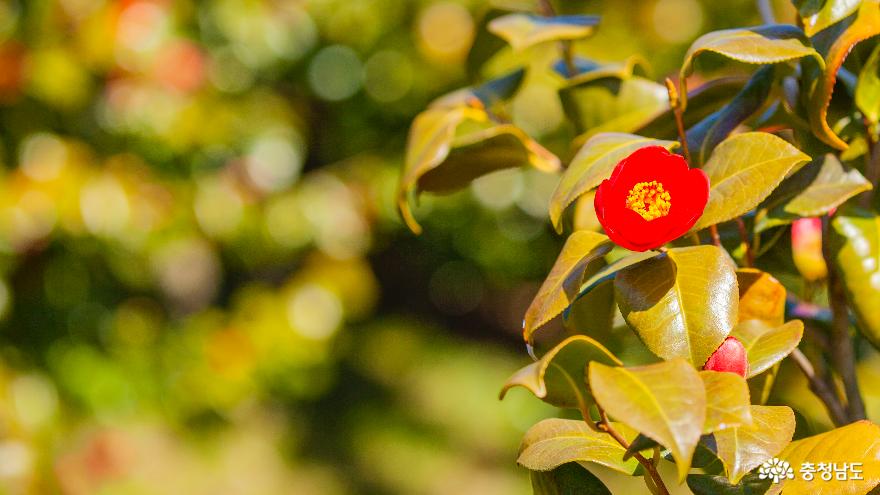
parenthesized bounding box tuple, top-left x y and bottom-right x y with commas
(703, 336, 749, 377)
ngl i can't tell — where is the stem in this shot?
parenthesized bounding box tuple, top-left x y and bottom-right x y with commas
(709, 224, 722, 247)
(597, 408, 670, 495)
(757, 0, 775, 24)
(536, 0, 577, 77)
(790, 348, 849, 426)
(664, 78, 692, 164)
(822, 216, 867, 421)
(859, 119, 879, 209)
(735, 217, 754, 266)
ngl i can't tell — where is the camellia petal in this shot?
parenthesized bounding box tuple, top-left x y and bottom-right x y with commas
(594, 146, 709, 251)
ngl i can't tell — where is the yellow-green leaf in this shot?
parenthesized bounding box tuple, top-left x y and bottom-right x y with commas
(500, 335, 621, 410)
(736, 269, 786, 326)
(700, 370, 753, 434)
(800, 0, 863, 37)
(731, 320, 804, 378)
(767, 420, 880, 495)
(517, 418, 640, 475)
(573, 250, 662, 305)
(589, 359, 706, 481)
(693, 132, 811, 231)
(806, 0, 880, 150)
(829, 212, 880, 349)
(680, 25, 821, 109)
(714, 405, 795, 484)
(856, 43, 880, 125)
(614, 245, 738, 365)
(524, 231, 613, 339)
(488, 14, 599, 51)
(548, 133, 678, 232)
(562, 78, 669, 139)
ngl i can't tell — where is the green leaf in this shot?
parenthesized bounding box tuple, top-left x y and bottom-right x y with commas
(524, 231, 613, 339)
(829, 212, 880, 349)
(701, 370, 753, 434)
(397, 107, 560, 234)
(614, 245, 738, 365)
(800, 0, 862, 37)
(714, 405, 795, 484)
(766, 420, 880, 495)
(686, 66, 775, 165)
(589, 359, 706, 481)
(488, 14, 599, 51)
(562, 277, 615, 345)
(548, 133, 678, 232)
(856, 44, 880, 125)
(622, 433, 659, 460)
(693, 132, 811, 232)
(687, 473, 772, 495)
(573, 250, 662, 304)
(562, 78, 669, 138)
(804, 0, 880, 150)
(517, 418, 640, 475)
(731, 320, 805, 378)
(530, 462, 612, 495)
(500, 335, 621, 410)
(637, 77, 746, 139)
(680, 25, 821, 109)
(552, 56, 649, 84)
(736, 269, 787, 326)
(430, 69, 527, 110)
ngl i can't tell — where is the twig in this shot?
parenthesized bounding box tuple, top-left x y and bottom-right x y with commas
(664, 78, 692, 164)
(859, 118, 879, 209)
(597, 407, 670, 495)
(709, 224, 722, 247)
(536, 0, 577, 77)
(757, 0, 775, 24)
(735, 217, 754, 266)
(822, 216, 867, 421)
(789, 348, 849, 426)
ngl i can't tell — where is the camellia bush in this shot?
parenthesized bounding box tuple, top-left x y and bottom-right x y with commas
(398, 0, 880, 493)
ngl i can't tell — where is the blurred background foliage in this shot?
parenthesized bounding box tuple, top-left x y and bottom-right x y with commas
(0, 0, 857, 494)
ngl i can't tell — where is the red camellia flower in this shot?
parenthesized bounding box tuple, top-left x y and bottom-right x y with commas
(703, 336, 749, 377)
(594, 146, 710, 251)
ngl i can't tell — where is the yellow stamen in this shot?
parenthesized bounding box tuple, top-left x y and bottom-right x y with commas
(625, 181, 671, 221)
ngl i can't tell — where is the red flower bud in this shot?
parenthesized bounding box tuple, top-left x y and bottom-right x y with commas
(594, 146, 709, 251)
(703, 336, 749, 377)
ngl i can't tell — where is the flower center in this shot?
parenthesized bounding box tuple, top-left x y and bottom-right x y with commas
(625, 181, 671, 221)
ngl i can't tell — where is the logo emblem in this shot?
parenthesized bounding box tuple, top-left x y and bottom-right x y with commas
(758, 458, 795, 484)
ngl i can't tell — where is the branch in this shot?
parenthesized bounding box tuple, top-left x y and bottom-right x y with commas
(597, 407, 670, 495)
(789, 348, 849, 426)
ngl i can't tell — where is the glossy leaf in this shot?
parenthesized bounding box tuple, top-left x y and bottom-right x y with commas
(614, 245, 738, 365)
(701, 370, 753, 434)
(714, 405, 795, 484)
(562, 277, 615, 341)
(500, 335, 621, 410)
(680, 25, 820, 109)
(552, 56, 649, 85)
(572, 250, 661, 304)
(548, 133, 678, 232)
(430, 69, 526, 109)
(800, 0, 862, 36)
(856, 43, 880, 125)
(686, 66, 775, 165)
(805, 0, 880, 150)
(517, 418, 640, 475)
(589, 359, 706, 481)
(829, 212, 880, 349)
(766, 420, 880, 495)
(687, 473, 772, 495)
(736, 269, 786, 326)
(731, 320, 804, 378)
(636, 78, 746, 139)
(397, 107, 560, 233)
(530, 462, 612, 495)
(562, 77, 669, 138)
(523, 231, 613, 338)
(488, 14, 599, 51)
(693, 132, 811, 231)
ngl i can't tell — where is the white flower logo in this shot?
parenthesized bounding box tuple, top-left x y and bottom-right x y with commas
(759, 458, 795, 484)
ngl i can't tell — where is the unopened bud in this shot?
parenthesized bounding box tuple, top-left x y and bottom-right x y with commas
(703, 336, 749, 377)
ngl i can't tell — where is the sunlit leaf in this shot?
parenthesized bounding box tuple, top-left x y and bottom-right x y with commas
(856, 44, 880, 125)
(637, 78, 746, 139)
(488, 14, 599, 51)
(731, 320, 804, 378)
(701, 370, 753, 434)
(517, 418, 640, 475)
(523, 231, 613, 338)
(680, 25, 821, 109)
(736, 269, 786, 326)
(829, 211, 880, 349)
(551, 55, 650, 84)
(686, 66, 775, 165)
(805, 0, 880, 150)
(766, 420, 880, 495)
(614, 245, 738, 365)
(562, 78, 669, 138)
(562, 277, 615, 343)
(687, 472, 772, 495)
(589, 359, 706, 481)
(548, 133, 678, 232)
(530, 462, 612, 495)
(500, 335, 621, 410)
(693, 132, 811, 231)
(800, 0, 862, 37)
(430, 69, 527, 110)
(397, 107, 560, 233)
(714, 405, 795, 484)
(572, 250, 661, 303)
